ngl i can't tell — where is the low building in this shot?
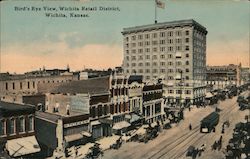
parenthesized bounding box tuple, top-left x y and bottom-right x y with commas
(206, 64, 245, 89)
(0, 101, 40, 158)
(0, 70, 79, 103)
(142, 83, 165, 123)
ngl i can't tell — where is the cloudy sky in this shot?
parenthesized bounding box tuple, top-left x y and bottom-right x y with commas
(0, 0, 249, 73)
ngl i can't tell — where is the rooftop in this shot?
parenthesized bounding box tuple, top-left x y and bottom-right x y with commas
(38, 76, 110, 95)
(0, 101, 35, 117)
(122, 19, 207, 35)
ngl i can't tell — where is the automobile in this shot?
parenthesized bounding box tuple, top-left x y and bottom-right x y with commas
(163, 123, 172, 129)
(186, 146, 196, 156)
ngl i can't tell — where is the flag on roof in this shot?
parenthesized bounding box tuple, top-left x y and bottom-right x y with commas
(156, 0, 165, 9)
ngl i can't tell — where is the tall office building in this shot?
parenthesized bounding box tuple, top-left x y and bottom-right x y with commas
(122, 19, 207, 105)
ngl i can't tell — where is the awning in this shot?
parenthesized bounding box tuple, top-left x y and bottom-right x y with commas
(113, 121, 131, 130)
(167, 82, 174, 86)
(175, 74, 181, 80)
(205, 92, 214, 98)
(6, 136, 40, 157)
(91, 120, 101, 126)
(151, 122, 157, 127)
(64, 133, 83, 143)
(175, 52, 182, 58)
(81, 131, 92, 137)
(130, 114, 141, 123)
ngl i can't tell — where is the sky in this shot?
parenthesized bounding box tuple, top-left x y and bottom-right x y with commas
(0, 0, 250, 73)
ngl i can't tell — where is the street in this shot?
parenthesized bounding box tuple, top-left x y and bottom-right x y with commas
(103, 91, 249, 159)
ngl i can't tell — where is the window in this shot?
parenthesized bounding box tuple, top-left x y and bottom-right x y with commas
(168, 31, 173, 37)
(126, 43, 129, 48)
(153, 33, 157, 38)
(176, 90, 182, 94)
(153, 69, 157, 73)
(185, 90, 191, 94)
(146, 69, 150, 73)
(27, 82, 30, 89)
(138, 49, 143, 53)
(160, 55, 165, 59)
(138, 42, 143, 47)
(186, 30, 189, 35)
(161, 69, 165, 73)
(132, 35, 136, 40)
(168, 62, 173, 66)
(185, 38, 189, 43)
(168, 90, 174, 94)
(5, 83, 8, 90)
(176, 31, 182, 36)
(176, 39, 182, 43)
(12, 83, 15, 90)
(186, 61, 189, 65)
(160, 32, 165, 37)
(186, 54, 189, 58)
(186, 68, 190, 72)
(139, 69, 143, 73)
(176, 61, 182, 66)
(139, 63, 143, 66)
(145, 48, 150, 52)
(0, 120, 5, 136)
(145, 62, 150, 66)
(145, 34, 150, 39)
(19, 117, 25, 133)
(132, 49, 136, 53)
(186, 76, 190, 80)
(132, 63, 136, 67)
(153, 62, 157, 66)
(152, 40, 158, 45)
(160, 62, 165, 66)
(138, 35, 143, 40)
(160, 47, 165, 52)
(168, 69, 173, 73)
(28, 116, 34, 131)
(126, 56, 129, 60)
(146, 55, 150, 59)
(139, 56, 143, 60)
(126, 37, 129, 42)
(132, 56, 136, 60)
(9, 118, 15, 134)
(168, 47, 173, 52)
(168, 54, 173, 58)
(132, 43, 136, 47)
(185, 46, 189, 51)
(153, 55, 157, 60)
(145, 41, 150, 46)
(20, 82, 22, 89)
(160, 40, 165, 44)
(176, 46, 181, 51)
(168, 76, 174, 80)
(153, 48, 157, 52)
(33, 81, 35, 88)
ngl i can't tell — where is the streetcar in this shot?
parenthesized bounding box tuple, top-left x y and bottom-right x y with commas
(200, 112, 220, 133)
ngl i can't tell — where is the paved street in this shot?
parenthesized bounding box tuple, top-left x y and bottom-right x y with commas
(103, 91, 249, 159)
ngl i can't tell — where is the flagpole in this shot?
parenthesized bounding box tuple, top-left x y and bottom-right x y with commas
(155, 0, 157, 24)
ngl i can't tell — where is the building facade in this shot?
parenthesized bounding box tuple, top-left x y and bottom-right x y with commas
(0, 101, 40, 158)
(0, 72, 79, 103)
(122, 19, 207, 105)
(206, 64, 248, 90)
(143, 83, 164, 123)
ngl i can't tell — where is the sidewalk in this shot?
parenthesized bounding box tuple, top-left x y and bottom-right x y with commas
(96, 135, 120, 151)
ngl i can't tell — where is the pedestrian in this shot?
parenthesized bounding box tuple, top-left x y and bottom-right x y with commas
(75, 146, 78, 157)
(189, 123, 192, 130)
